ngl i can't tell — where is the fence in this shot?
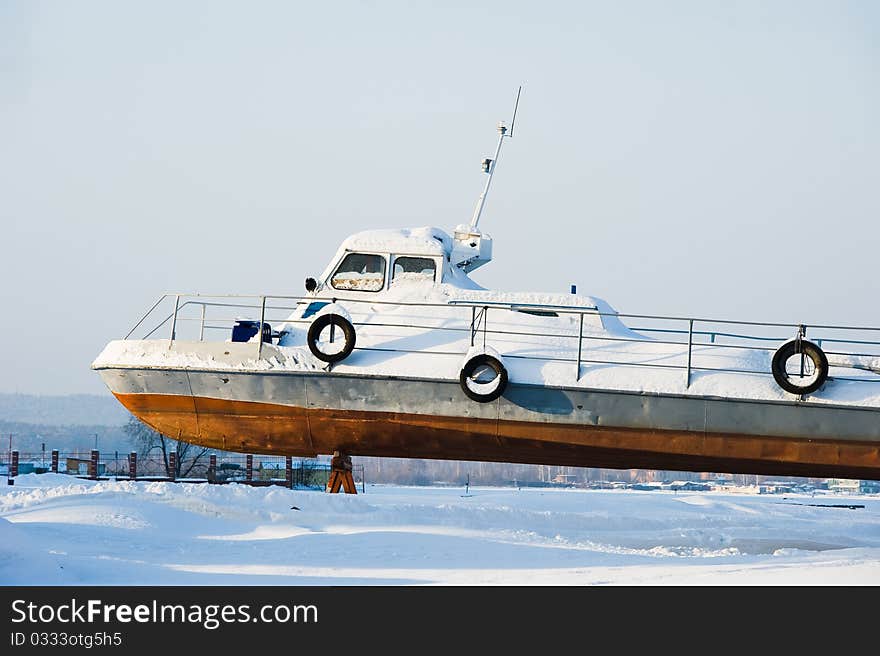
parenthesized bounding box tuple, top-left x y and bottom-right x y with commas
(0, 448, 365, 492)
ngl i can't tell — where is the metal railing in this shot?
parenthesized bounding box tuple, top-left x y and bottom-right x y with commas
(120, 292, 880, 391)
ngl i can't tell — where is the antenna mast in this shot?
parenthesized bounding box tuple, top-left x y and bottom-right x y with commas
(469, 86, 522, 230)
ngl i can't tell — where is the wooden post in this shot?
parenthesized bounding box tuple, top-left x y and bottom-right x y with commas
(326, 451, 357, 494)
(129, 452, 137, 480)
(89, 449, 99, 480)
(246, 454, 253, 483)
(208, 454, 217, 483)
(168, 451, 177, 481)
(285, 456, 293, 489)
(51, 450, 59, 474)
(10, 450, 19, 478)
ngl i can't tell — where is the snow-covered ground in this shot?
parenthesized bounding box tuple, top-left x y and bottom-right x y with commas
(1, 474, 879, 585)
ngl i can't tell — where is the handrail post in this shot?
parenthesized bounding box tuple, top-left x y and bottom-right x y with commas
(686, 318, 694, 388)
(169, 294, 180, 349)
(482, 307, 488, 349)
(470, 306, 476, 347)
(576, 313, 584, 381)
(257, 295, 267, 358)
(198, 303, 206, 342)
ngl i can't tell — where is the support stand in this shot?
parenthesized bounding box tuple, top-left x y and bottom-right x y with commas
(326, 451, 357, 494)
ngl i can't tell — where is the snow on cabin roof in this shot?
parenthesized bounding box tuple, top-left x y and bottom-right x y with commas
(340, 227, 450, 256)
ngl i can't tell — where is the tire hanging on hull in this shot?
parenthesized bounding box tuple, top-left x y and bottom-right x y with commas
(771, 339, 828, 394)
(307, 313, 356, 363)
(459, 353, 508, 402)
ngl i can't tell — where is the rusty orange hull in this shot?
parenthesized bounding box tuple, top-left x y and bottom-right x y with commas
(114, 390, 880, 480)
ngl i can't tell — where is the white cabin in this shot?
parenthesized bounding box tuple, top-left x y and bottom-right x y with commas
(312, 226, 491, 296)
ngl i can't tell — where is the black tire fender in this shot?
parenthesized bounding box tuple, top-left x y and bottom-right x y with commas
(307, 313, 356, 363)
(771, 339, 828, 395)
(459, 353, 508, 403)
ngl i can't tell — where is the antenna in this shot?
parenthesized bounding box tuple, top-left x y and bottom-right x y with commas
(508, 85, 522, 137)
(468, 85, 522, 230)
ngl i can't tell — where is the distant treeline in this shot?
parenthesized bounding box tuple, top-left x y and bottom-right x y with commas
(352, 456, 731, 487)
(0, 393, 128, 427)
(0, 420, 131, 456)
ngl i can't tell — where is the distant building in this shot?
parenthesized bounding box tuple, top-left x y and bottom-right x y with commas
(860, 480, 880, 494)
(669, 481, 711, 492)
(630, 482, 665, 491)
(825, 479, 873, 495)
(1, 462, 40, 476)
(65, 457, 106, 476)
(551, 473, 576, 487)
(758, 481, 796, 494)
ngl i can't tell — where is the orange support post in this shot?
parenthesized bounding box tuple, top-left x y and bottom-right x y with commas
(326, 451, 357, 494)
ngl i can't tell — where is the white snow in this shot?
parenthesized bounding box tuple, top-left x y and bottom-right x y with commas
(2, 475, 879, 585)
(94, 293, 880, 409)
(391, 271, 435, 284)
(330, 271, 385, 292)
(338, 227, 449, 257)
(93, 339, 326, 373)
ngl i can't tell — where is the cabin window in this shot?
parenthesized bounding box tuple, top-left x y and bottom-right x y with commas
(330, 253, 386, 292)
(392, 256, 436, 283)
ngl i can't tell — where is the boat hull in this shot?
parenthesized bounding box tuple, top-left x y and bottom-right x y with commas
(96, 366, 880, 480)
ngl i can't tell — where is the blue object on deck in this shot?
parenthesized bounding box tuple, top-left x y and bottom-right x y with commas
(302, 301, 330, 319)
(232, 320, 272, 343)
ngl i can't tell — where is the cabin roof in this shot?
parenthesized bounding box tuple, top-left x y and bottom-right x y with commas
(340, 226, 450, 257)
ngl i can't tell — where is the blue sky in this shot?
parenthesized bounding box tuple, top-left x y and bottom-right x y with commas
(1, 1, 878, 394)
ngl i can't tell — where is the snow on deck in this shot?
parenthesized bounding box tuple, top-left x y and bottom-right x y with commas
(93, 279, 880, 408)
(2, 475, 879, 585)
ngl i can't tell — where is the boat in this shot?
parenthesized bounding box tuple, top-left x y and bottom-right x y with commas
(93, 91, 880, 481)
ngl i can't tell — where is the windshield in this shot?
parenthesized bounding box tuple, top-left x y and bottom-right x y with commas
(330, 253, 387, 292)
